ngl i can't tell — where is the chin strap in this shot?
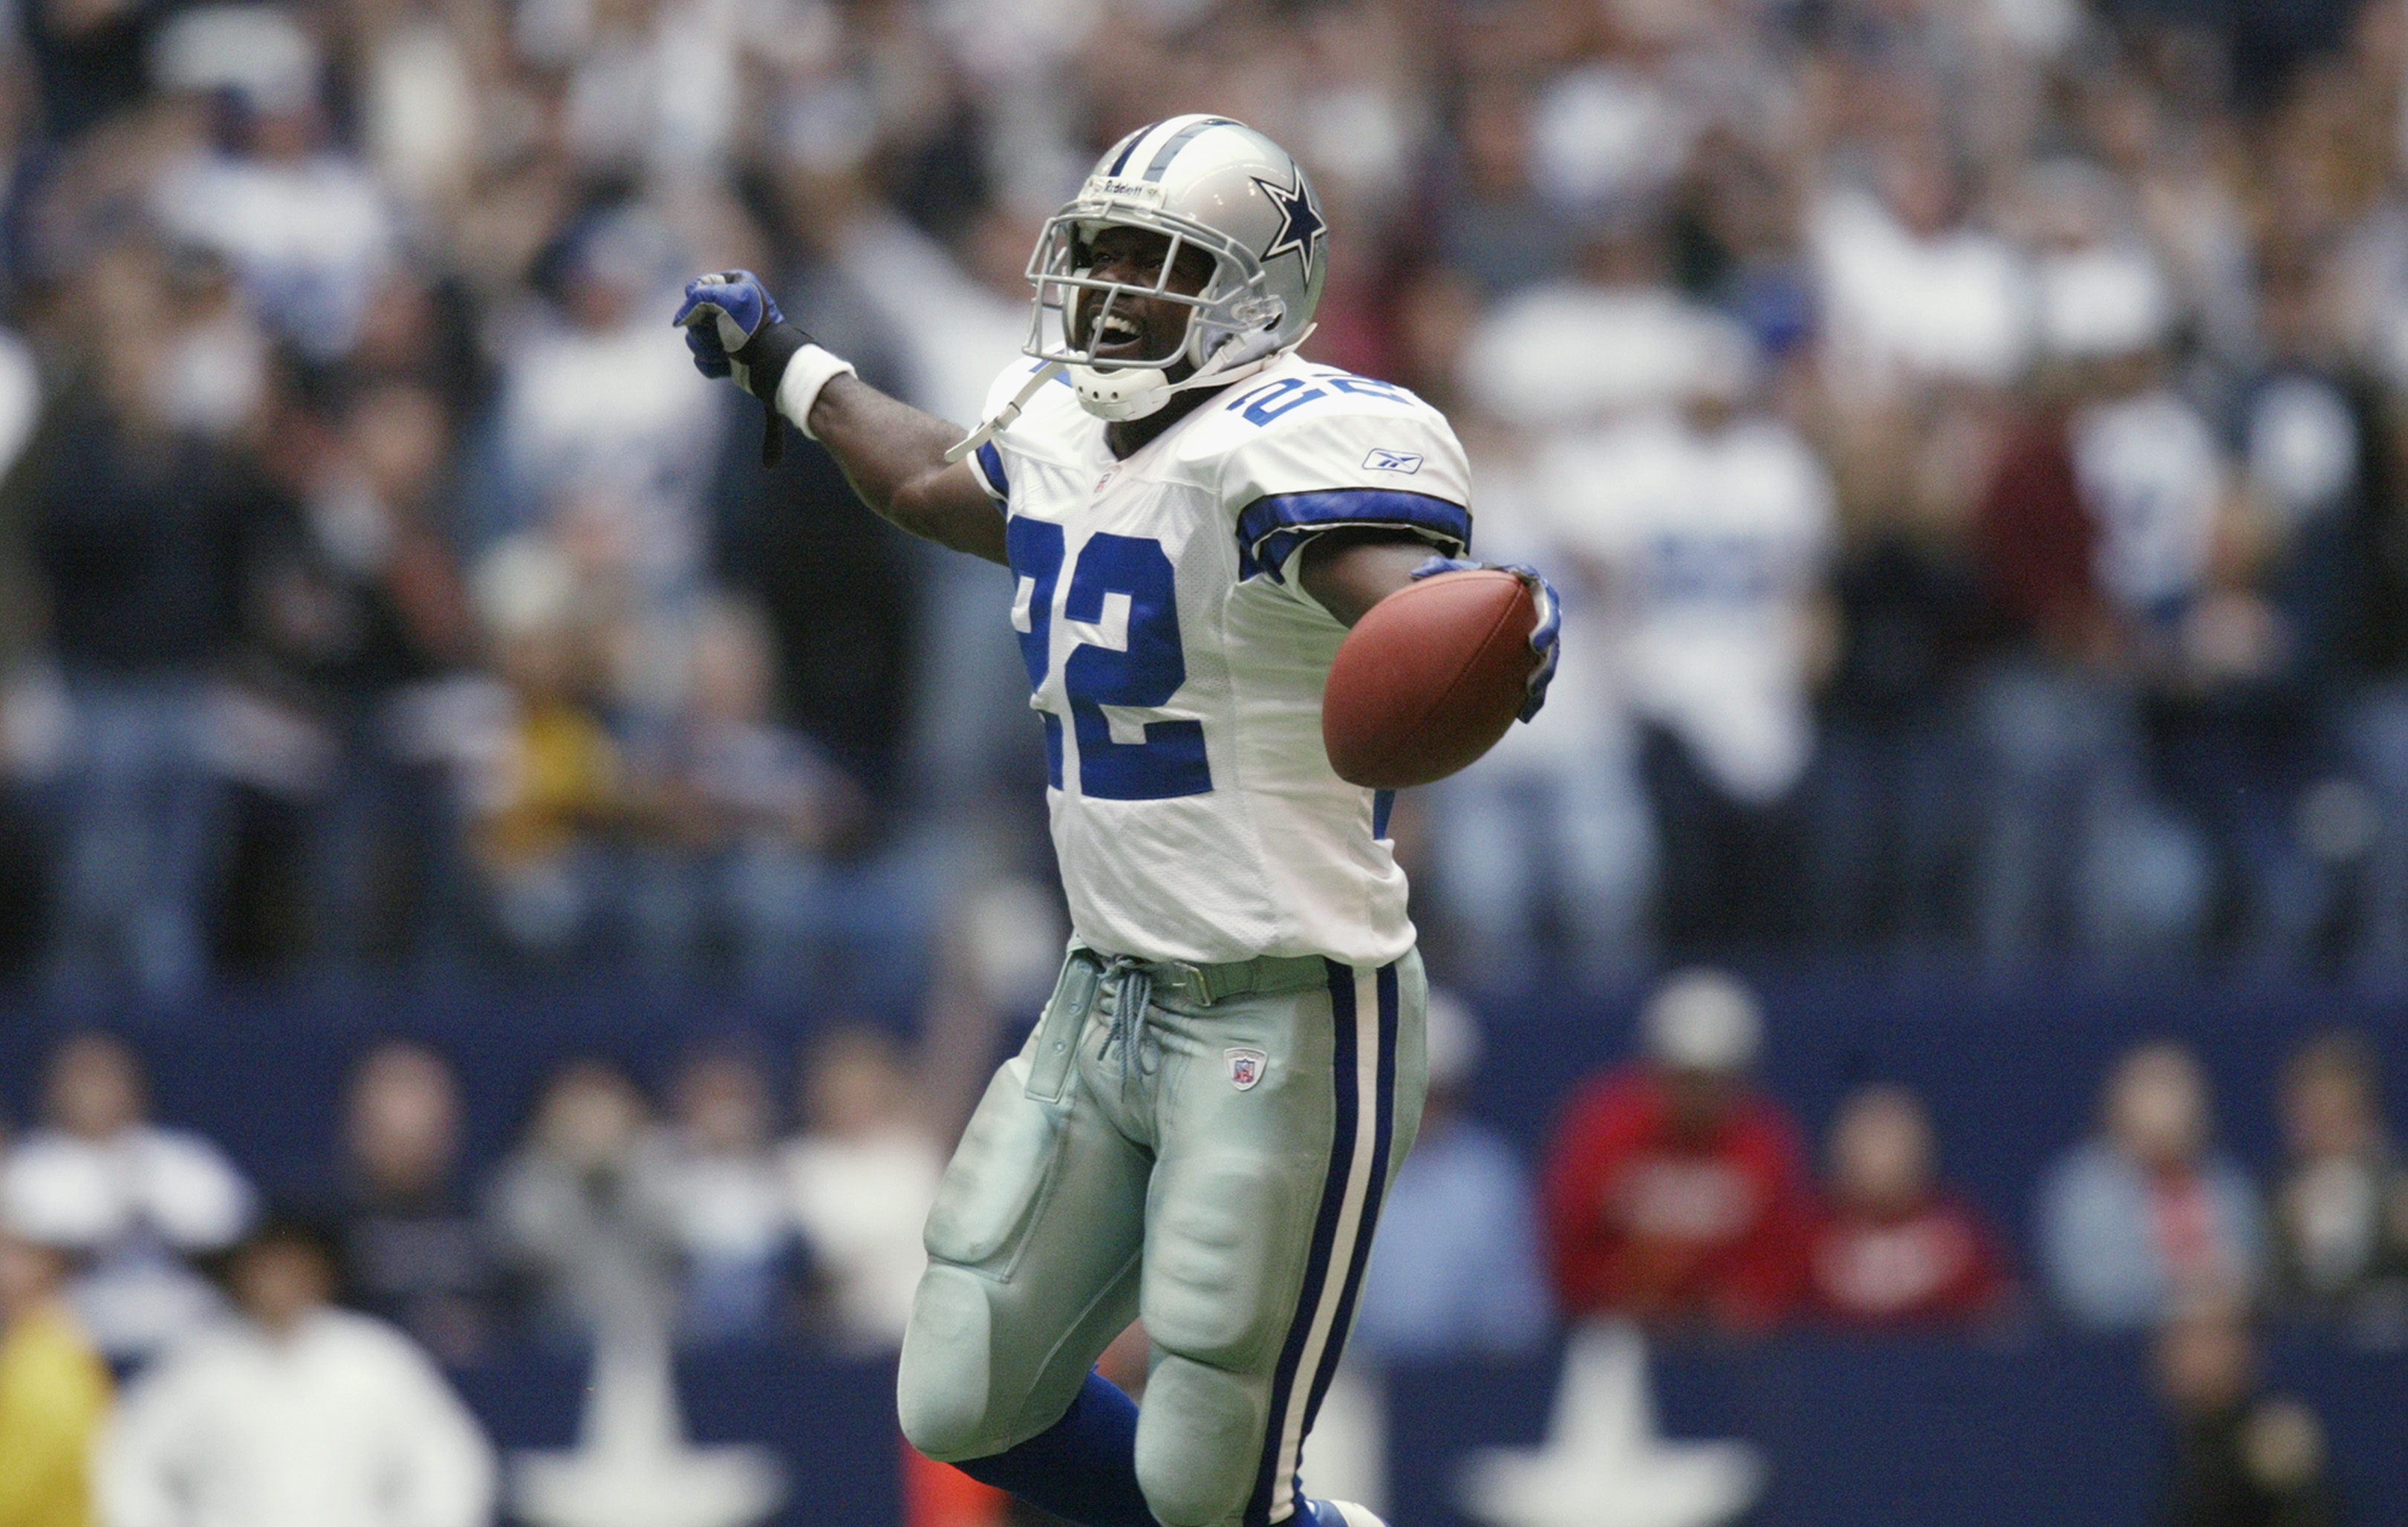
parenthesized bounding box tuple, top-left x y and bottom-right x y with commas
(1135, 322, 1313, 414)
(941, 325, 1319, 463)
(943, 362, 1067, 465)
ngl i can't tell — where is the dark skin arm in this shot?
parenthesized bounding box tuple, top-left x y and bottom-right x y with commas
(800, 377, 1436, 627)
(798, 226, 1220, 568)
(804, 377, 1009, 564)
(1298, 530, 1436, 627)
(799, 227, 1434, 619)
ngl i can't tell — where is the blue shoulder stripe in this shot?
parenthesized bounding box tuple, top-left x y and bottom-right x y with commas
(1236, 488, 1471, 583)
(972, 441, 1010, 504)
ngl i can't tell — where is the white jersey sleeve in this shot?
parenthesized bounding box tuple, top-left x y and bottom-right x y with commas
(1191, 367, 1474, 590)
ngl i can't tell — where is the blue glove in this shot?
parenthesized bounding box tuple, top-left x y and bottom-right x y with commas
(1413, 555, 1561, 722)
(673, 270, 809, 465)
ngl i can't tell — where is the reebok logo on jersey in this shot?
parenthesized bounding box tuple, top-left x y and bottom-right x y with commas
(1361, 448, 1422, 475)
(1225, 1047, 1268, 1091)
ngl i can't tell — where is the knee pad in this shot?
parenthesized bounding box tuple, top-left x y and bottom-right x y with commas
(1134, 1355, 1260, 1527)
(897, 1266, 1000, 1462)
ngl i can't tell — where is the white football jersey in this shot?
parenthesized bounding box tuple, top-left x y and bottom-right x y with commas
(1537, 407, 1832, 804)
(964, 350, 1474, 966)
(2071, 388, 2225, 616)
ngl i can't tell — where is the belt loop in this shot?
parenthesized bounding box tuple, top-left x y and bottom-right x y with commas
(1024, 948, 1098, 1104)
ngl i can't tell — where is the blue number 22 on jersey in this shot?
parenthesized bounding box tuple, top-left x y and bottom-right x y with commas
(1007, 519, 1212, 801)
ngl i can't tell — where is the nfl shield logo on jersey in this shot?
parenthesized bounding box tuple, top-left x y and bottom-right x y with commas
(1225, 1047, 1268, 1091)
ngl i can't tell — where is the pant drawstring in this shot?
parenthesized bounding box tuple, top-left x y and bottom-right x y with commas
(1096, 956, 1157, 1088)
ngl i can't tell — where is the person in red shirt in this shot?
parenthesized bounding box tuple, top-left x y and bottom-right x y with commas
(1806, 1084, 2013, 1326)
(1541, 969, 1814, 1330)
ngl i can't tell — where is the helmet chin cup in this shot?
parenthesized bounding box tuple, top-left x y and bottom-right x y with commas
(1067, 336, 1295, 424)
(1069, 363, 1177, 421)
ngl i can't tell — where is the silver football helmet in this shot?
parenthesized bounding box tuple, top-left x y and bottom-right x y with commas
(1025, 115, 1328, 420)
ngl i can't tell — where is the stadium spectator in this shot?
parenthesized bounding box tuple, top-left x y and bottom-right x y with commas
(1429, 422, 1655, 987)
(1807, 516, 1982, 947)
(1811, 128, 2034, 403)
(463, 535, 628, 959)
(13, 241, 256, 1001)
(2268, 1032, 2408, 1343)
(332, 1041, 500, 1365)
(0, 1034, 253, 1362)
(1350, 991, 1552, 1363)
(1514, 267, 1835, 951)
(1430, 194, 1662, 979)
(2152, 243, 2358, 964)
(1540, 969, 1812, 1331)
(468, 203, 724, 723)
(620, 595, 865, 986)
(1806, 1084, 2013, 1326)
(2154, 1302, 2340, 1527)
(1463, 215, 1757, 436)
(1968, 266, 2219, 963)
(781, 1026, 941, 1352)
(0, 1226, 112, 1527)
(2038, 1042, 2266, 1331)
(148, 8, 400, 365)
(1430, 80, 1571, 297)
(486, 1058, 680, 1346)
(244, 380, 478, 967)
(95, 1216, 495, 1527)
(654, 1049, 794, 1344)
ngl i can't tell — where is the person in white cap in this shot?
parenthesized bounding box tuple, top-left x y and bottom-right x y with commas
(1538, 969, 1815, 1330)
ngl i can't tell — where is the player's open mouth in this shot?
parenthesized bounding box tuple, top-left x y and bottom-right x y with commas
(1090, 308, 1147, 358)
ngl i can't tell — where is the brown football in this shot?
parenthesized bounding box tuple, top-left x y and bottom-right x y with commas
(1322, 568, 1540, 789)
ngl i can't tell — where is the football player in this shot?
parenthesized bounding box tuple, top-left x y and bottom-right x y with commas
(675, 116, 1558, 1527)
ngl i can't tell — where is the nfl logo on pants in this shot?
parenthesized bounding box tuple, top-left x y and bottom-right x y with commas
(1225, 1047, 1267, 1091)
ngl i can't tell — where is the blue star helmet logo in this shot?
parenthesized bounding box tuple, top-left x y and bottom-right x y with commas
(1252, 172, 1326, 283)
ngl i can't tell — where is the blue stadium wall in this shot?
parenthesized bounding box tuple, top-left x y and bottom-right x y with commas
(4, 970, 2404, 1526)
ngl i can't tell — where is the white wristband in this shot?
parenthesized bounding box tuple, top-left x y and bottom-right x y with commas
(775, 344, 858, 440)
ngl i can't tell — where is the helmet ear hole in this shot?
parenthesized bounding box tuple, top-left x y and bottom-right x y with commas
(1232, 294, 1284, 330)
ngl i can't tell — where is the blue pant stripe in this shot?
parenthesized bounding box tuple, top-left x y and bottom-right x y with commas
(1242, 961, 1362, 1527)
(1298, 961, 1398, 1442)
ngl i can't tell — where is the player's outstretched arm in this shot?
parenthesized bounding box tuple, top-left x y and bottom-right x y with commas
(804, 374, 1007, 564)
(673, 271, 1007, 565)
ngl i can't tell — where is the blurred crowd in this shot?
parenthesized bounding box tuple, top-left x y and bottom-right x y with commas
(6, 0, 2408, 1000)
(3, 0, 2404, 1519)
(0, 1025, 948, 1526)
(1, 974, 2401, 1523)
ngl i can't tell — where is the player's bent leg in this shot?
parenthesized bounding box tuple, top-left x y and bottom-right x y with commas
(897, 1011, 1152, 1465)
(1133, 954, 1427, 1527)
(948, 1368, 1155, 1527)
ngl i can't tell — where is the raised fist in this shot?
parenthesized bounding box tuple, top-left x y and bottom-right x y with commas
(672, 270, 796, 399)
